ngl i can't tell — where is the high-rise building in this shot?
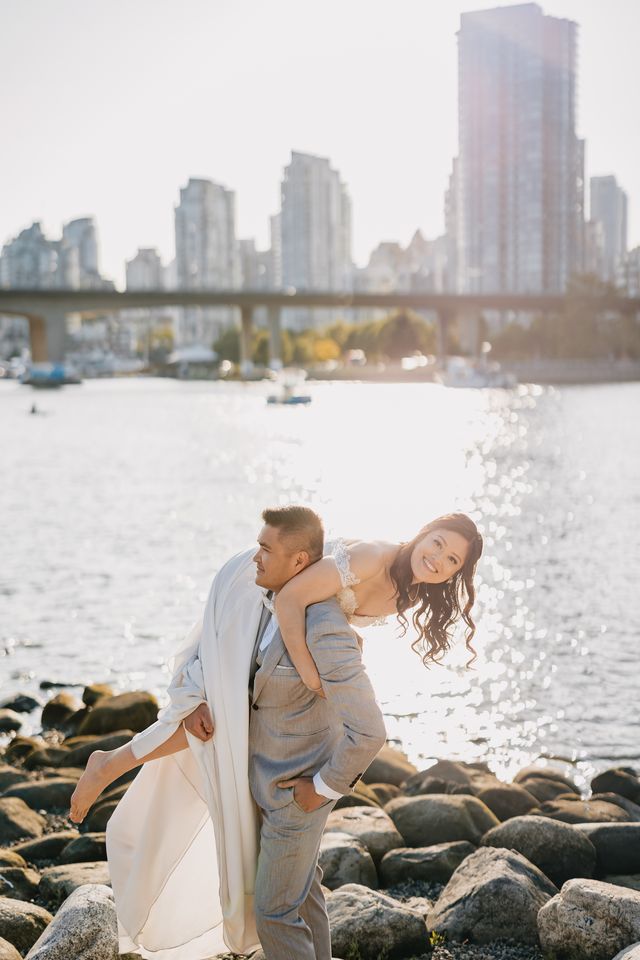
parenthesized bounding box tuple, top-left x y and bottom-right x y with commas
(280, 151, 352, 327)
(590, 175, 628, 284)
(456, 3, 582, 293)
(126, 248, 164, 290)
(174, 178, 238, 344)
(1, 219, 110, 290)
(62, 218, 102, 287)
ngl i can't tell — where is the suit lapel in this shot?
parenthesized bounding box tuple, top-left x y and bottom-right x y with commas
(252, 627, 286, 705)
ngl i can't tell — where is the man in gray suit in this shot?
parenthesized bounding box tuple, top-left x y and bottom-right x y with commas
(186, 506, 387, 960)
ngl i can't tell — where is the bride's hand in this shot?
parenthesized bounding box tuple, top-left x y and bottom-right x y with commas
(183, 703, 215, 741)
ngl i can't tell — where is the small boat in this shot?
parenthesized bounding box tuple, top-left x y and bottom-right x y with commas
(435, 356, 515, 389)
(21, 363, 82, 388)
(267, 379, 312, 406)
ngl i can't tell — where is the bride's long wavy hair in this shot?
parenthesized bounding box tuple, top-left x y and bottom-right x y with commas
(389, 513, 483, 667)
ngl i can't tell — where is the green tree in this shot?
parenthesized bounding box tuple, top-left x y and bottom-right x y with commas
(213, 326, 240, 363)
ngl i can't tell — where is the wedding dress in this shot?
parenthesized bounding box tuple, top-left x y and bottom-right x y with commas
(106, 540, 384, 959)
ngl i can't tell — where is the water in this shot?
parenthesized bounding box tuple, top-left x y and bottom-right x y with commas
(2, 376, 639, 789)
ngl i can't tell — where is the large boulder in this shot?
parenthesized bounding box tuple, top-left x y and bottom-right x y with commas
(63, 731, 134, 768)
(3, 738, 41, 763)
(591, 768, 640, 805)
(0, 767, 24, 793)
(606, 876, 640, 892)
(82, 684, 114, 707)
(0, 898, 52, 955)
(0, 936, 22, 960)
(575, 823, 640, 876)
(361, 745, 417, 787)
(77, 692, 158, 736)
(367, 783, 401, 806)
(0, 798, 45, 842)
(0, 851, 27, 869)
(592, 793, 640, 822)
(13, 832, 80, 865)
(41, 693, 80, 730)
(2, 779, 77, 812)
(22, 748, 71, 771)
(538, 878, 640, 960)
(38, 863, 111, 907)
(539, 796, 632, 824)
(318, 832, 377, 890)
(59, 833, 107, 864)
(481, 815, 597, 887)
(0, 868, 41, 903)
(327, 883, 429, 959)
(514, 765, 579, 793)
(475, 783, 539, 821)
(25, 884, 117, 959)
(0, 712, 23, 735)
(427, 846, 557, 944)
(385, 793, 499, 847)
(380, 841, 475, 886)
(334, 780, 380, 810)
(324, 806, 404, 864)
(612, 945, 640, 960)
(0, 694, 40, 714)
(85, 800, 119, 832)
(516, 775, 579, 803)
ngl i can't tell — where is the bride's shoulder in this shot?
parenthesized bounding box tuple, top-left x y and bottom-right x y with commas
(335, 539, 389, 582)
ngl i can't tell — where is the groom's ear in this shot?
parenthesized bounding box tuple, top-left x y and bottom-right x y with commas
(294, 550, 311, 570)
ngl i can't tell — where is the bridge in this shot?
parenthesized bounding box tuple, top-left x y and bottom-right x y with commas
(1, 288, 638, 370)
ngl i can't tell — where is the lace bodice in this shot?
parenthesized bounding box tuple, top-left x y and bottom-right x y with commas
(326, 538, 388, 628)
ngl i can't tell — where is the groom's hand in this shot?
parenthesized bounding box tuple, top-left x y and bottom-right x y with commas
(277, 776, 327, 812)
(183, 703, 214, 741)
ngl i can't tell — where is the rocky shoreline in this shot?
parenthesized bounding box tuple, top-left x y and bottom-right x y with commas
(1, 686, 640, 960)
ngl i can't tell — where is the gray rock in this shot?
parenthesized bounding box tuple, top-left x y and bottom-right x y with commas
(0, 798, 45, 842)
(0, 868, 41, 902)
(327, 882, 429, 959)
(59, 833, 107, 864)
(0, 897, 53, 954)
(85, 800, 119, 832)
(2, 779, 78, 812)
(592, 768, 640, 805)
(324, 805, 404, 863)
(0, 694, 40, 714)
(361, 745, 418, 787)
(380, 840, 475, 885)
(0, 712, 23, 734)
(13, 831, 80, 865)
(22, 748, 71, 771)
(3, 738, 41, 763)
(77, 692, 158, 736)
(367, 783, 401, 806)
(612, 943, 640, 960)
(402, 773, 474, 798)
(0, 936, 22, 960)
(516, 775, 579, 803)
(82, 684, 114, 708)
(318, 832, 377, 890)
(539, 796, 632, 823)
(481, 814, 597, 886)
(0, 768, 24, 794)
(38, 863, 111, 907)
(514, 765, 579, 793)
(574, 823, 640, 875)
(25, 883, 117, 959)
(427, 846, 557, 944)
(538, 878, 640, 960)
(63, 731, 134, 768)
(606, 875, 640, 892)
(0, 851, 27, 869)
(41, 693, 80, 730)
(475, 783, 539, 821)
(385, 793, 499, 847)
(592, 792, 640, 821)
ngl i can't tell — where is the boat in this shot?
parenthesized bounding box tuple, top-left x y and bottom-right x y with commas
(434, 355, 516, 389)
(20, 363, 82, 388)
(267, 373, 312, 406)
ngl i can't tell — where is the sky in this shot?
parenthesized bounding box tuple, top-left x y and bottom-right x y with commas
(1, 0, 639, 288)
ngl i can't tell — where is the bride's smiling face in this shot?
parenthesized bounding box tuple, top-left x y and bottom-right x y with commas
(410, 528, 469, 585)
(253, 524, 308, 592)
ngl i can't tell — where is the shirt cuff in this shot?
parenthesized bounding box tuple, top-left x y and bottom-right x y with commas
(313, 772, 343, 800)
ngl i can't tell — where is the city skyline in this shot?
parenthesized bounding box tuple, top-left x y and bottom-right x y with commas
(1, 0, 639, 288)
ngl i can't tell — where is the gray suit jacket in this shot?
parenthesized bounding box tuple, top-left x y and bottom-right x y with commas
(248, 598, 387, 812)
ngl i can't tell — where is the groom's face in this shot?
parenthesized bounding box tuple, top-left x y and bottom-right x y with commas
(253, 524, 309, 592)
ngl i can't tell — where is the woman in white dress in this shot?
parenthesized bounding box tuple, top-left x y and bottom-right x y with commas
(69, 511, 482, 823)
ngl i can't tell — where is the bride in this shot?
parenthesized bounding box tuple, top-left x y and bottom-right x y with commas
(69, 508, 482, 956)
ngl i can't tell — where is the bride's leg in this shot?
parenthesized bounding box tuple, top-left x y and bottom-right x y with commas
(69, 723, 189, 823)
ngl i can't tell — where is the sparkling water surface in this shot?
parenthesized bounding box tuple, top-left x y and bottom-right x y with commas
(2, 376, 639, 789)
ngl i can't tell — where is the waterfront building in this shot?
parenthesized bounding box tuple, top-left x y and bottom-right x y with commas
(62, 218, 103, 288)
(174, 177, 238, 345)
(125, 248, 164, 290)
(624, 247, 640, 296)
(280, 151, 352, 328)
(1, 218, 111, 290)
(456, 3, 583, 294)
(583, 219, 606, 280)
(590, 175, 628, 284)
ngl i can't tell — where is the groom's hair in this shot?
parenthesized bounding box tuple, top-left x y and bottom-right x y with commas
(262, 506, 324, 562)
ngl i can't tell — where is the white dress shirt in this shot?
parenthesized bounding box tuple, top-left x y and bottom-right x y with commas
(259, 606, 342, 801)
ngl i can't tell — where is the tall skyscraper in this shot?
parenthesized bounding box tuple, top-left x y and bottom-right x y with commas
(456, 3, 582, 293)
(125, 248, 164, 290)
(62, 218, 101, 287)
(280, 151, 352, 327)
(590, 175, 628, 283)
(0, 219, 109, 290)
(174, 178, 238, 344)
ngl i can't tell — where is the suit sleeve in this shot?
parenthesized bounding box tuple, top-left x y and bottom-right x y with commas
(306, 616, 386, 796)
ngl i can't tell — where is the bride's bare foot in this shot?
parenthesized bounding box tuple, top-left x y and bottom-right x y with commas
(69, 750, 112, 823)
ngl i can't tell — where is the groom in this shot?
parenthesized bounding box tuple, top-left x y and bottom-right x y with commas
(185, 506, 387, 960)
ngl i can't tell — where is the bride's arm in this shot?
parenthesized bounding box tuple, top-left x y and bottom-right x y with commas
(275, 544, 385, 693)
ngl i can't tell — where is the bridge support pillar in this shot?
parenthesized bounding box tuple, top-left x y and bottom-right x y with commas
(268, 306, 282, 370)
(239, 306, 254, 377)
(29, 310, 67, 363)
